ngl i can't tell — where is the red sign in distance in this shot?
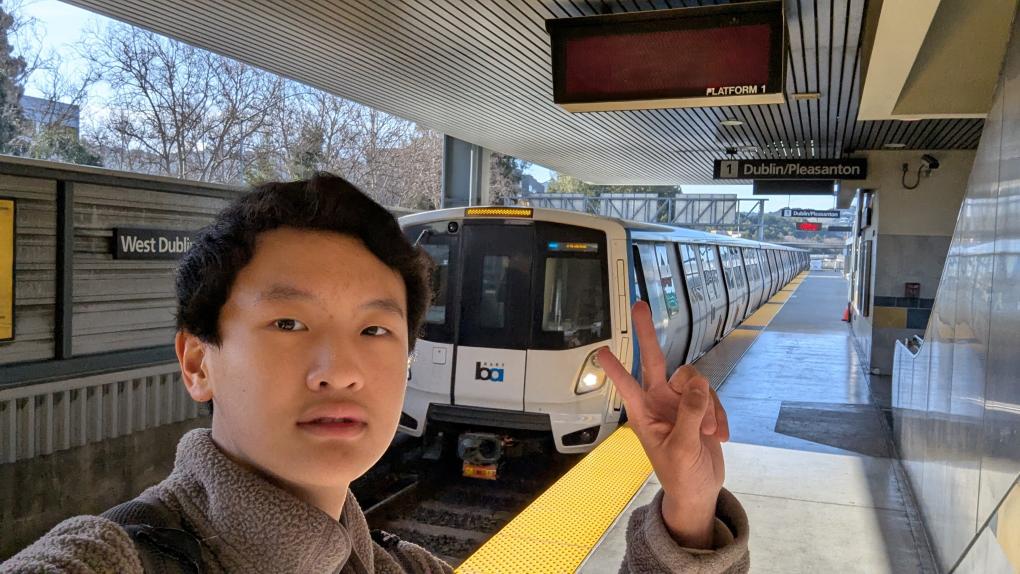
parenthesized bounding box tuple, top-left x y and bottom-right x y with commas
(796, 222, 823, 231)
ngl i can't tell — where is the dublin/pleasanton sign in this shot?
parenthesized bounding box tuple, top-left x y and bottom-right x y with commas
(781, 208, 841, 218)
(713, 158, 868, 180)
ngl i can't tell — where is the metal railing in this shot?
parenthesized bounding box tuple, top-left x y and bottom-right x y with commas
(517, 193, 767, 240)
(0, 362, 199, 464)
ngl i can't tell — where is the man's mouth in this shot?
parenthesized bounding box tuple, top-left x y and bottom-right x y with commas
(297, 404, 369, 438)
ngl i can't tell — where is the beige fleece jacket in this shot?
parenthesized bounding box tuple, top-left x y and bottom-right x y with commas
(2, 429, 749, 573)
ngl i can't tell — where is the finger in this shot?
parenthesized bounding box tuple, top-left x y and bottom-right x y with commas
(668, 375, 711, 451)
(597, 347, 646, 419)
(710, 388, 730, 442)
(631, 301, 665, 388)
(666, 366, 716, 435)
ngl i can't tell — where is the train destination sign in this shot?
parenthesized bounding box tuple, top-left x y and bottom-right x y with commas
(714, 158, 868, 180)
(782, 208, 841, 219)
(547, 1, 785, 111)
(114, 227, 196, 260)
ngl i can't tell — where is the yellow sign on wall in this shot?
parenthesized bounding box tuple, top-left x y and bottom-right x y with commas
(0, 198, 14, 342)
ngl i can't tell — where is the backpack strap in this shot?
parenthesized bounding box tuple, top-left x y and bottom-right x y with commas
(102, 493, 204, 574)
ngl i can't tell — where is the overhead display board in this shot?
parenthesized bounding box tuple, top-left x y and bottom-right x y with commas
(715, 158, 868, 180)
(0, 198, 14, 342)
(546, 1, 785, 112)
(796, 222, 822, 231)
(752, 179, 836, 196)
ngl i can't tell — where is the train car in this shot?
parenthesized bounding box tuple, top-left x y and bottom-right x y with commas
(398, 206, 806, 475)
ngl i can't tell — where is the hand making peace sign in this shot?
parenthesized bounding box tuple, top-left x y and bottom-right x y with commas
(597, 300, 730, 550)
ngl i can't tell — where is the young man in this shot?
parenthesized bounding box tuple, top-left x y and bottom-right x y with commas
(3, 174, 748, 573)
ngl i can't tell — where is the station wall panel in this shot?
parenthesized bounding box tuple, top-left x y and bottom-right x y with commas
(892, 8, 1020, 571)
(71, 184, 229, 355)
(0, 176, 57, 365)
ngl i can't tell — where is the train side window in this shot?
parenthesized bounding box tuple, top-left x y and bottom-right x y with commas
(637, 243, 670, 325)
(654, 243, 682, 317)
(698, 245, 722, 301)
(679, 244, 704, 302)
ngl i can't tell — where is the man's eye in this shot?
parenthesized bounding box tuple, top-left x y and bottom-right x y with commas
(274, 319, 308, 331)
(362, 325, 390, 337)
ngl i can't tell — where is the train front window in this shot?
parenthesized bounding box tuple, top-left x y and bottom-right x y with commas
(422, 243, 450, 324)
(480, 255, 511, 329)
(540, 258, 605, 345)
(532, 222, 609, 350)
(403, 223, 458, 344)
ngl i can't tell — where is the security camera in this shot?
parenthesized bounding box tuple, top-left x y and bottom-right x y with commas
(920, 154, 939, 170)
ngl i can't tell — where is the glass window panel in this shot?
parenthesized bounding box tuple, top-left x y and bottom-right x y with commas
(655, 243, 681, 317)
(480, 255, 509, 328)
(541, 257, 606, 346)
(422, 243, 450, 324)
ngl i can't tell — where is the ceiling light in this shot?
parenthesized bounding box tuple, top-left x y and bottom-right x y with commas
(720, 119, 743, 127)
(792, 92, 821, 101)
(883, 142, 907, 149)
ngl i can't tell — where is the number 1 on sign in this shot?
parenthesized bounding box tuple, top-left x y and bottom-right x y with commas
(721, 160, 738, 178)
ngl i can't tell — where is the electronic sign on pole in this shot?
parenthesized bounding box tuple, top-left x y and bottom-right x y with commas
(546, 1, 786, 111)
(796, 222, 822, 232)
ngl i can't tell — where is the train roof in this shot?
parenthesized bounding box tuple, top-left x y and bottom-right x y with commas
(398, 206, 803, 251)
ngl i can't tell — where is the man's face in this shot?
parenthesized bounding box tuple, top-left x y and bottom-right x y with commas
(200, 227, 409, 490)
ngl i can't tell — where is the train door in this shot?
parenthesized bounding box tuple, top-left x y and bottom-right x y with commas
(767, 250, 779, 296)
(758, 249, 773, 303)
(698, 245, 727, 343)
(634, 242, 691, 370)
(453, 222, 533, 411)
(718, 246, 741, 335)
(741, 248, 761, 317)
(679, 243, 709, 362)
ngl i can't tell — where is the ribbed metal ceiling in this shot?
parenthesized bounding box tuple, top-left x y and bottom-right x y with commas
(64, 0, 984, 184)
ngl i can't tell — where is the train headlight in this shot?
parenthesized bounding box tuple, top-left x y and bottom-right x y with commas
(575, 349, 607, 394)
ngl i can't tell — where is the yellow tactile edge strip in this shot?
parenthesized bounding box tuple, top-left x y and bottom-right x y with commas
(456, 271, 811, 574)
(456, 426, 653, 574)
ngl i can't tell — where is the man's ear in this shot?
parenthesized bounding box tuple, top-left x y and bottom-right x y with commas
(176, 331, 214, 403)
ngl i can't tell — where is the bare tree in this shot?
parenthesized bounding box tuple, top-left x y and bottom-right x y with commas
(81, 22, 283, 181)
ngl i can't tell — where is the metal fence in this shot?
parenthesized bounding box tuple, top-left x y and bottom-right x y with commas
(519, 193, 765, 239)
(0, 362, 199, 464)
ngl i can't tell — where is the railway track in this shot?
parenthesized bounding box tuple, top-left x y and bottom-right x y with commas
(360, 450, 580, 566)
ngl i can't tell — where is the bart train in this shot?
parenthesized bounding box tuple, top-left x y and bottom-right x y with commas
(398, 206, 806, 470)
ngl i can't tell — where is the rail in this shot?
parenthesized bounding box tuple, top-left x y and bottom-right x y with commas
(0, 362, 198, 464)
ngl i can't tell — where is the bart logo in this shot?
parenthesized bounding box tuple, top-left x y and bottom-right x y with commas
(475, 362, 505, 382)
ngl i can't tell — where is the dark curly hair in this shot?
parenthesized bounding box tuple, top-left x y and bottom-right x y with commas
(175, 172, 432, 352)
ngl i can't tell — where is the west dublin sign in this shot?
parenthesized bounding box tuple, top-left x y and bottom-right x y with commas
(114, 228, 195, 260)
(713, 158, 868, 180)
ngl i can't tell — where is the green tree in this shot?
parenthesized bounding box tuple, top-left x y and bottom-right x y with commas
(0, 3, 26, 152)
(546, 174, 593, 194)
(27, 126, 101, 166)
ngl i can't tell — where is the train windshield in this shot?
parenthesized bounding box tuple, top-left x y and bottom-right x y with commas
(533, 222, 609, 349)
(404, 220, 609, 350)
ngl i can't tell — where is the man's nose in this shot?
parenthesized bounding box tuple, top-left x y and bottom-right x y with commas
(306, 337, 366, 392)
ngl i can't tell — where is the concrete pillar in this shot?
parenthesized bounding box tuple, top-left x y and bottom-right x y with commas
(441, 135, 491, 208)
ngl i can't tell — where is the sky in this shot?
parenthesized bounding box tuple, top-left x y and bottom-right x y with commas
(18, 1, 839, 212)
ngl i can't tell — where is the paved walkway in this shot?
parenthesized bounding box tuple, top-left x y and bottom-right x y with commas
(580, 272, 934, 573)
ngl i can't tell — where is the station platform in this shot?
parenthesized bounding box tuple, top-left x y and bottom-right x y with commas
(458, 271, 935, 574)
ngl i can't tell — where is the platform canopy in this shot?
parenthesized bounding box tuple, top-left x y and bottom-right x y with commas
(64, 0, 1009, 184)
